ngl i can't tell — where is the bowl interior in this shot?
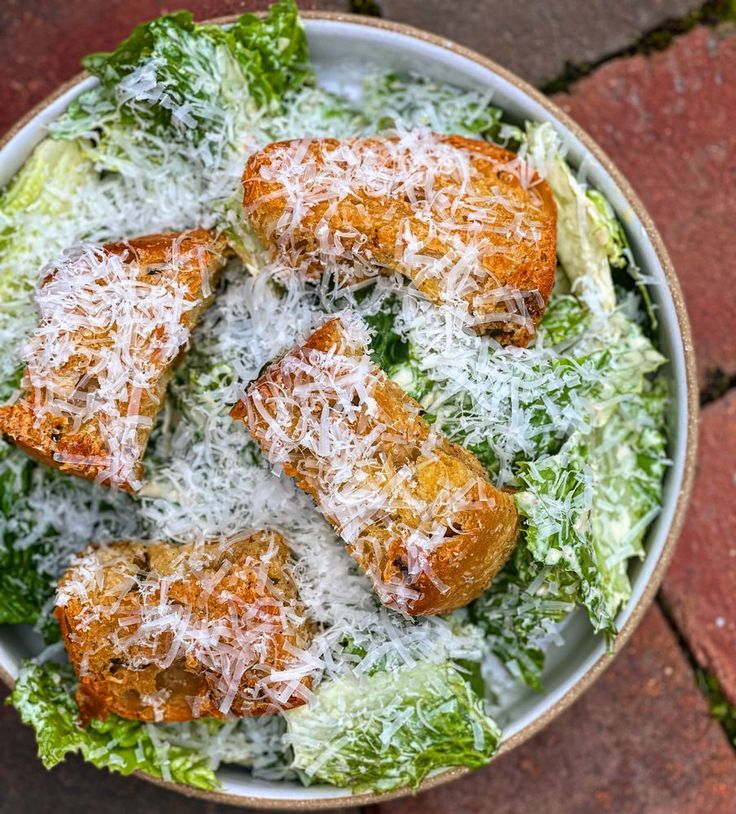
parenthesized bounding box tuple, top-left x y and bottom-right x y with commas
(0, 15, 691, 807)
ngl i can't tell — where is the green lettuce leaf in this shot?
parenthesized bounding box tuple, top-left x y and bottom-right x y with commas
(227, 0, 310, 103)
(0, 437, 137, 634)
(470, 311, 667, 685)
(525, 122, 618, 312)
(588, 381, 668, 613)
(0, 447, 49, 625)
(285, 661, 500, 793)
(52, 1, 309, 145)
(9, 661, 218, 790)
(515, 431, 616, 636)
(470, 550, 576, 691)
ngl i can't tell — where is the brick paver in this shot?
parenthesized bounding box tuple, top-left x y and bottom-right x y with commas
(372, 606, 736, 814)
(377, 0, 700, 87)
(554, 24, 736, 390)
(662, 390, 736, 705)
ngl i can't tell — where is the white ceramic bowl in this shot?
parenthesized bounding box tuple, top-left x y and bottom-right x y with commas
(0, 11, 697, 810)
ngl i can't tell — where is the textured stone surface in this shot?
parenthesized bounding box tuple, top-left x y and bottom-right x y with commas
(373, 606, 736, 814)
(376, 0, 700, 86)
(0, 0, 349, 137)
(554, 24, 736, 389)
(662, 390, 736, 704)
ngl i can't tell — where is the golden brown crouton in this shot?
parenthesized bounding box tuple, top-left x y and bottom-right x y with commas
(230, 317, 519, 616)
(0, 230, 227, 491)
(242, 133, 557, 345)
(55, 530, 313, 724)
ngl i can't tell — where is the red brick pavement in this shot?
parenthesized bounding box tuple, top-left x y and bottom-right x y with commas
(554, 24, 736, 391)
(662, 390, 736, 706)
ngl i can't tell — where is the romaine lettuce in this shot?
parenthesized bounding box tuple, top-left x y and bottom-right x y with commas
(515, 431, 616, 636)
(285, 661, 500, 792)
(0, 439, 137, 634)
(473, 380, 666, 688)
(9, 661, 218, 789)
(470, 550, 575, 690)
(52, 1, 309, 146)
(0, 447, 49, 625)
(525, 123, 618, 312)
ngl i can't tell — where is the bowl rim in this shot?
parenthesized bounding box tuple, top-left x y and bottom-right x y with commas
(0, 8, 699, 810)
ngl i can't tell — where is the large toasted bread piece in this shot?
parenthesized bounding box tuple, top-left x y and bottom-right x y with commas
(242, 133, 556, 344)
(0, 230, 227, 491)
(56, 530, 313, 724)
(231, 317, 519, 616)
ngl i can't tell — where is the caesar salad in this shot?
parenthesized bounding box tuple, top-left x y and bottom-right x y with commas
(0, 0, 667, 795)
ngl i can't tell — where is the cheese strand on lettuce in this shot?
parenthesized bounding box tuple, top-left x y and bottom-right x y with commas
(285, 661, 500, 792)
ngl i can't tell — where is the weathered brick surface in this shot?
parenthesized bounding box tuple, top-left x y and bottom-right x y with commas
(373, 606, 736, 814)
(554, 25, 736, 389)
(377, 0, 700, 86)
(662, 390, 736, 705)
(0, 0, 349, 137)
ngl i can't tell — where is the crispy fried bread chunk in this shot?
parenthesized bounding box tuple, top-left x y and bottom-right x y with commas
(0, 230, 227, 490)
(56, 530, 313, 724)
(231, 317, 519, 616)
(242, 133, 556, 344)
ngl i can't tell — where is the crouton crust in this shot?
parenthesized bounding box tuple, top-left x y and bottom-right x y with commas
(242, 134, 556, 345)
(0, 229, 227, 491)
(231, 317, 519, 616)
(56, 530, 313, 724)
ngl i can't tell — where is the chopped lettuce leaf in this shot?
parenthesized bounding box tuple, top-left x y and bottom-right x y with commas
(9, 661, 218, 790)
(0, 447, 49, 625)
(414, 295, 611, 481)
(363, 297, 410, 373)
(515, 432, 616, 636)
(588, 381, 668, 613)
(269, 85, 365, 141)
(53, 2, 309, 145)
(525, 122, 617, 312)
(473, 379, 666, 688)
(0, 439, 137, 633)
(227, 1, 311, 102)
(586, 189, 628, 270)
(513, 375, 667, 637)
(411, 294, 664, 484)
(587, 187, 658, 329)
(470, 549, 575, 690)
(285, 661, 500, 792)
(470, 305, 667, 685)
